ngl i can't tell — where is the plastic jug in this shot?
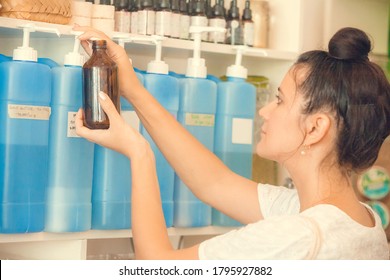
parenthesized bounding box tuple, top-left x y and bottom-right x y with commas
(0, 24, 58, 233)
(173, 26, 225, 227)
(141, 36, 179, 227)
(45, 33, 95, 232)
(212, 46, 256, 226)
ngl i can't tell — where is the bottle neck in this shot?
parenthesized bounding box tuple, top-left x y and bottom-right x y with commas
(92, 40, 108, 54)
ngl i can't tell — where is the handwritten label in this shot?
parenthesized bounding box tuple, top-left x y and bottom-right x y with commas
(8, 104, 51, 120)
(67, 112, 79, 138)
(185, 113, 215, 127)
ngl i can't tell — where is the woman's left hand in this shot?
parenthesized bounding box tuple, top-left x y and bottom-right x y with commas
(75, 91, 152, 160)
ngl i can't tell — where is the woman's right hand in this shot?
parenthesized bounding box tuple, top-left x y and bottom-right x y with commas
(73, 25, 143, 100)
(73, 25, 128, 64)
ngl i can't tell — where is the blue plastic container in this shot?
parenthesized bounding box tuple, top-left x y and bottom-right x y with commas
(141, 71, 179, 228)
(213, 76, 256, 226)
(45, 43, 95, 232)
(91, 73, 144, 230)
(38, 57, 59, 68)
(173, 27, 221, 227)
(173, 77, 217, 227)
(0, 54, 11, 62)
(0, 29, 51, 233)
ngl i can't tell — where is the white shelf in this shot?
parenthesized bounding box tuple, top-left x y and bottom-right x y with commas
(0, 16, 298, 61)
(0, 227, 237, 243)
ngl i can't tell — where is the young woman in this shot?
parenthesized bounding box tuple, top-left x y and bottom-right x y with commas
(75, 26, 390, 259)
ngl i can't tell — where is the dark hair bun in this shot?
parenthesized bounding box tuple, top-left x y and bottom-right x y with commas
(328, 27, 371, 61)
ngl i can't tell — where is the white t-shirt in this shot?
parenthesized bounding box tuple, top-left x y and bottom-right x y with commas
(199, 184, 389, 259)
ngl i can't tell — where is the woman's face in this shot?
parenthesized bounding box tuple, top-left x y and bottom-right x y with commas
(256, 68, 306, 163)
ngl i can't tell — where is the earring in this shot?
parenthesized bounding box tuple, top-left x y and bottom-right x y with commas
(300, 145, 310, 156)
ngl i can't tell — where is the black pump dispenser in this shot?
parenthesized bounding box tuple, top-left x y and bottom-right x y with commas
(115, 0, 129, 10)
(242, 0, 252, 20)
(227, 0, 239, 20)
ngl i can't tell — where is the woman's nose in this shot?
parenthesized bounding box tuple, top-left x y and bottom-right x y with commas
(259, 101, 275, 120)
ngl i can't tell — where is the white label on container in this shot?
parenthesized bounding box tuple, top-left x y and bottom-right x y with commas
(8, 104, 51, 120)
(122, 110, 140, 131)
(67, 112, 79, 138)
(232, 118, 253, 145)
(185, 113, 215, 127)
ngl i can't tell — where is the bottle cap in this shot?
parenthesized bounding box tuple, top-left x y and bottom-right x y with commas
(242, 0, 252, 20)
(193, 0, 205, 15)
(227, 0, 240, 20)
(100, 0, 112, 5)
(171, 0, 180, 11)
(179, 0, 187, 13)
(226, 46, 248, 79)
(159, 0, 171, 10)
(141, 0, 154, 8)
(114, 0, 129, 11)
(212, 1, 225, 18)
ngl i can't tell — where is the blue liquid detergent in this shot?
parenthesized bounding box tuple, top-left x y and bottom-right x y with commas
(212, 76, 256, 226)
(0, 55, 51, 233)
(45, 64, 95, 232)
(141, 72, 179, 228)
(173, 77, 218, 227)
(92, 73, 144, 229)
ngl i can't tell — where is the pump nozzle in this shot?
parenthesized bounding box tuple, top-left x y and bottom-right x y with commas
(64, 31, 86, 67)
(13, 24, 60, 62)
(114, 34, 168, 74)
(145, 35, 168, 74)
(226, 45, 248, 79)
(187, 26, 225, 78)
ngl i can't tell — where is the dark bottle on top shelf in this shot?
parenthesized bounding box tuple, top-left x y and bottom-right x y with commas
(82, 40, 120, 130)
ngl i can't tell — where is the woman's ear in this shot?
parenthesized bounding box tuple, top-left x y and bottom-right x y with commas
(303, 113, 332, 146)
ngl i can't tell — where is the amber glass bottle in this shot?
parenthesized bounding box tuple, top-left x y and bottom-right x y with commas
(82, 40, 120, 129)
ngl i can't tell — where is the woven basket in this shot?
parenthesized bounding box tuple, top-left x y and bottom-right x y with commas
(0, 0, 72, 25)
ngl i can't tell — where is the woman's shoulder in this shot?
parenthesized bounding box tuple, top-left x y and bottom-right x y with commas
(300, 204, 389, 259)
